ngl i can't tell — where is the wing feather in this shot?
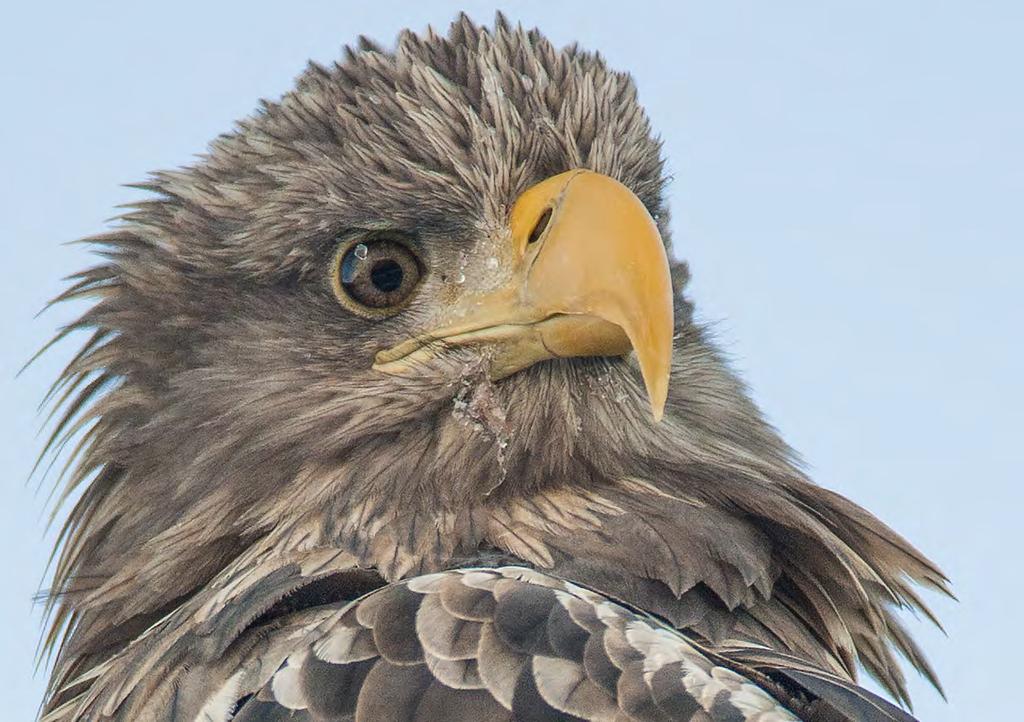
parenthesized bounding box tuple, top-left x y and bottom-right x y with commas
(228, 567, 819, 721)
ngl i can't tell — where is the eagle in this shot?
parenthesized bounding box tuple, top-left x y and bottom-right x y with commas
(38, 14, 948, 722)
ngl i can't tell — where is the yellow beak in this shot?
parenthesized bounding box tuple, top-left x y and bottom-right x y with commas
(373, 170, 674, 421)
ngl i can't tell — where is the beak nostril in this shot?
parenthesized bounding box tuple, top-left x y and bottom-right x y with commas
(527, 207, 553, 245)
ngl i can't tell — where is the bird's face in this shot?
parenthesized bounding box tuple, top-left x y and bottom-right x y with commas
(121, 30, 687, 522)
(175, 168, 680, 511)
(326, 168, 678, 500)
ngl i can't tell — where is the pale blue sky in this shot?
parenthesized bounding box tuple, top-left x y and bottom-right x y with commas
(2, 2, 1018, 719)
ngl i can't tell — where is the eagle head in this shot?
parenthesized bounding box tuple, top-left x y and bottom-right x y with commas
(41, 14, 945, 713)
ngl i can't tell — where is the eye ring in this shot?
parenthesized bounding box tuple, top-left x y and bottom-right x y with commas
(329, 235, 423, 318)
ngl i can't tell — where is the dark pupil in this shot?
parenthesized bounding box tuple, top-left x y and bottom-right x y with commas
(370, 259, 404, 293)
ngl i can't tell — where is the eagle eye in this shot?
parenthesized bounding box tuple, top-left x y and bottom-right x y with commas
(331, 237, 422, 316)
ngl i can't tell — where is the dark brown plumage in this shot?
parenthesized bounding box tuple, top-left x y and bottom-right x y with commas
(37, 14, 948, 722)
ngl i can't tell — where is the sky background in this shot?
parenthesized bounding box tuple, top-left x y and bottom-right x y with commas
(1, 1, 1018, 719)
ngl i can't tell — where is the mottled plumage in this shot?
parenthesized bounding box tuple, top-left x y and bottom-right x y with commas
(225, 567, 916, 722)
(37, 14, 947, 721)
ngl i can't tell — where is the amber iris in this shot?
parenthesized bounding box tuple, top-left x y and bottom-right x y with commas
(333, 238, 421, 313)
